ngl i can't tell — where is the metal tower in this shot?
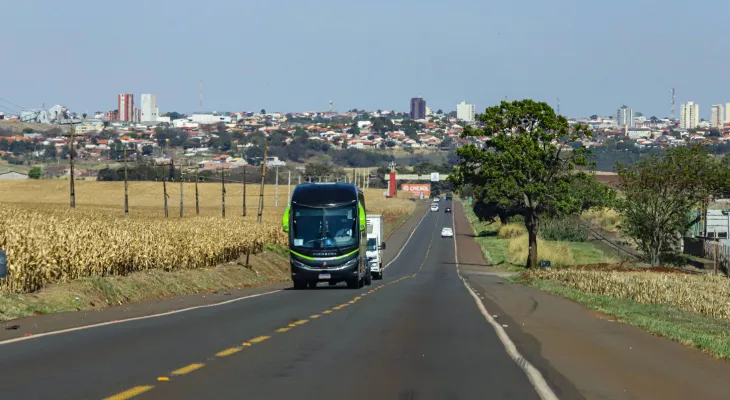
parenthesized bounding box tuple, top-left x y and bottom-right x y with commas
(557, 98, 560, 115)
(671, 88, 675, 120)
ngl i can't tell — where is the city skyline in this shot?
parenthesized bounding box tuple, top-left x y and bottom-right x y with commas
(1, 0, 729, 118)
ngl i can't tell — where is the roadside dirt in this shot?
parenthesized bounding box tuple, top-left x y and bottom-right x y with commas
(454, 202, 730, 400)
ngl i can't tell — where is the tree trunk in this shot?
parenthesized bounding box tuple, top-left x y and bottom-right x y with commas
(525, 210, 538, 269)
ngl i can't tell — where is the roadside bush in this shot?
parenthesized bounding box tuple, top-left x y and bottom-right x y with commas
(582, 208, 620, 232)
(539, 217, 589, 242)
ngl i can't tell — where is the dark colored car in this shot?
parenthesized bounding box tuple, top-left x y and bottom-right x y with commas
(445, 207, 451, 213)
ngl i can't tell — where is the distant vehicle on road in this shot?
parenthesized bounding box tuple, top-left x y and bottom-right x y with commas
(433, 197, 440, 203)
(441, 227, 453, 238)
(282, 183, 371, 290)
(444, 207, 451, 213)
(366, 214, 386, 280)
(430, 204, 439, 212)
(445, 193, 453, 201)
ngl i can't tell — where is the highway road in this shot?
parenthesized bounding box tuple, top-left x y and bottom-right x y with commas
(0, 205, 547, 400)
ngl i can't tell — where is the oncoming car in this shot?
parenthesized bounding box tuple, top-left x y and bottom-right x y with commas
(444, 207, 451, 213)
(441, 227, 453, 238)
(430, 203, 439, 212)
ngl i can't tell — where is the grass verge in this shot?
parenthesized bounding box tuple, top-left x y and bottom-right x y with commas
(512, 274, 730, 361)
(0, 246, 290, 322)
(461, 201, 615, 270)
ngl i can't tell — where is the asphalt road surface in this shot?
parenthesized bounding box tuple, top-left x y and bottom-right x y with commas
(0, 205, 544, 400)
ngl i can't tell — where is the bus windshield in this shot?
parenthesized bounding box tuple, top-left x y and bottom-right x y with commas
(291, 204, 357, 249)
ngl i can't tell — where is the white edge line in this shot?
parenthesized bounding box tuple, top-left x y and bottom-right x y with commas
(382, 206, 430, 270)
(453, 205, 559, 400)
(0, 290, 281, 346)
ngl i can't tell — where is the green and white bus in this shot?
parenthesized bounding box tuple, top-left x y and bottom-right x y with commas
(282, 183, 371, 289)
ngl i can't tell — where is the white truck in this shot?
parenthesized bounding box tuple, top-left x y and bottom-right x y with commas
(366, 214, 386, 280)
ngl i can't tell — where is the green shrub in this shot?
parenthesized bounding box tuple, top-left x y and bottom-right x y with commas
(539, 217, 589, 242)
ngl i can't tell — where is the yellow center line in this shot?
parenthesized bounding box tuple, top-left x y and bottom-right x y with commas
(310, 314, 321, 319)
(332, 306, 342, 310)
(322, 310, 332, 314)
(275, 327, 290, 333)
(249, 335, 270, 343)
(242, 342, 252, 347)
(103, 385, 155, 400)
(340, 303, 349, 307)
(293, 319, 309, 325)
(215, 347, 242, 357)
(171, 363, 205, 376)
(348, 300, 356, 304)
(354, 296, 361, 300)
(157, 377, 169, 382)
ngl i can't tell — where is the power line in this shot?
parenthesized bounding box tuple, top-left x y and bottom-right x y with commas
(0, 96, 25, 111)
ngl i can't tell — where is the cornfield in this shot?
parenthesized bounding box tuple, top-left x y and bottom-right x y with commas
(0, 181, 414, 293)
(529, 268, 730, 320)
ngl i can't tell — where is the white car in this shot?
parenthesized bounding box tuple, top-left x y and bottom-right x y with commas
(430, 204, 439, 212)
(433, 197, 440, 202)
(441, 227, 453, 238)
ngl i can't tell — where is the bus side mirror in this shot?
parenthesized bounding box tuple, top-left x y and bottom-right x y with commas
(283, 225, 289, 233)
(380, 242, 386, 250)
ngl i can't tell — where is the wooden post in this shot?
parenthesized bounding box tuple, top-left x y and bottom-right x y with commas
(123, 144, 129, 216)
(257, 136, 268, 224)
(221, 167, 226, 218)
(195, 164, 200, 216)
(179, 162, 184, 218)
(243, 165, 247, 217)
(714, 228, 720, 275)
(163, 168, 169, 218)
(69, 121, 76, 208)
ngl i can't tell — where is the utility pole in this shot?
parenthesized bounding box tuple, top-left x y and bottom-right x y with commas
(275, 165, 279, 207)
(242, 165, 247, 217)
(257, 135, 268, 224)
(352, 168, 356, 185)
(221, 167, 226, 218)
(195, 164, 200, 216)
(179, 161, 184, 218)
(123, 144, 129, 216)
(287, 170, 291, 203)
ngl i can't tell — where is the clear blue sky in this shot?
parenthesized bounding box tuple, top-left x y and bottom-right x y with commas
(1, 0, 728, 118)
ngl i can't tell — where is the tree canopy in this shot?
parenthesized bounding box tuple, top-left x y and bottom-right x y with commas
(617, 145, 729, 266)
(451, 99, 592, 268)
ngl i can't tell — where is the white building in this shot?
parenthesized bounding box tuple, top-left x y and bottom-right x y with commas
(616, 105, 634, 128)
(726, 103, 730, 125)
(456, 101, 475, 122)
(710, 104, 724, 129)
(680, 101, 700, 129)
(190, 113, 232, 124)
(140, 94, 159, 122)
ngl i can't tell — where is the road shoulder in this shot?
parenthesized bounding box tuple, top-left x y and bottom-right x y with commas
(454, 201, 730, 400)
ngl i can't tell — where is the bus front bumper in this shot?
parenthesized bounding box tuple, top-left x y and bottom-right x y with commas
(291, 257, 360, 283)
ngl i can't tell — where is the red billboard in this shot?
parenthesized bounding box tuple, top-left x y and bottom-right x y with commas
(401, 183, 431, 198)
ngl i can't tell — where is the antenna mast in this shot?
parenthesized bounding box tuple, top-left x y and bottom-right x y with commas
(557, 98, 560, 115)
(671, 88, 675, 121)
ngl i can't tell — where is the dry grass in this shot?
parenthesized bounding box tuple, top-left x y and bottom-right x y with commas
(497, 223, 526, 239)
(0, 181, 414, 293)
(528, 268, 730, 320)
(506, 234, 575, 266)
(582, 207, 621, 233)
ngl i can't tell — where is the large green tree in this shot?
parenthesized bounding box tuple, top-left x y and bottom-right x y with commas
(617, 145, 726, 266)
(451, 100, 592, 269)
